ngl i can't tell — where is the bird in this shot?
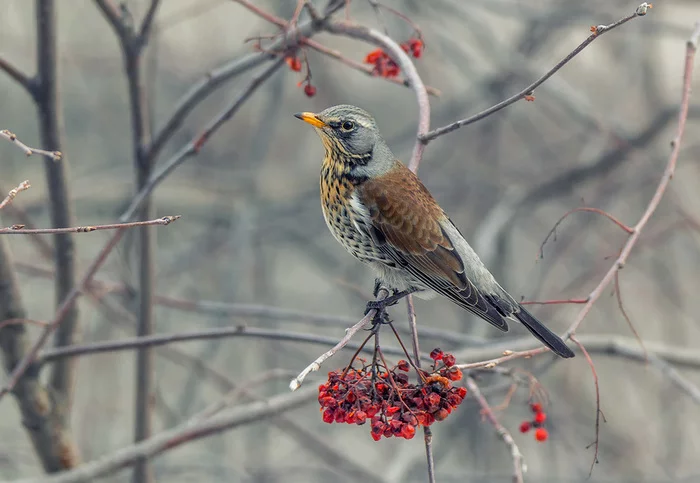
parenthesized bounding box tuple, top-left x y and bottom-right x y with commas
(294, 104, 574, 358)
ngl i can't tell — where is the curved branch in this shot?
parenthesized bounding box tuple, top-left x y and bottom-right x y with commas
(420, 3, 652, 143)
(322, 21, 430, 171)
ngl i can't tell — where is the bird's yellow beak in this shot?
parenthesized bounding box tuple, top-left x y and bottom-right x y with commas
(294, 112, 327, 128)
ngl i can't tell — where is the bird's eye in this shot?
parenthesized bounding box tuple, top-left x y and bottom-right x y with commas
(341, 120, 355, 131)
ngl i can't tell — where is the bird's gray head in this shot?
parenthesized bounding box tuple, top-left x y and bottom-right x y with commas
(295, 104, 395, 179)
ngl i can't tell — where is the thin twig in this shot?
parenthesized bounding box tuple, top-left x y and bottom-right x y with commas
(0, 216, 180, 234)
(289, 288, 388, 390)
(120, 59, 284, 222)
(0, 130, 62, 161)
(303, 38, 441, 96)
(570, 335, 602, 477)
(406, 295, 435, 483)
(539, 206, 634, 259)
(420, 3, 652, 143)
(0, 56, 35, 94)
(231, 0, 286, 27)
(0, 181, 31, 210)
(466, 377, 525, 483)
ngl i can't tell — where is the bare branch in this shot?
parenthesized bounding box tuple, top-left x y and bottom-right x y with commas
(303, 38, 441, 96)
(466, 377, 525, 483)
(290, 288, 389, 390)
(0, 216, 180, 235)
(0, 130, 62, 161)
(421, 3, 652, 143)
(138, 0, 162, 42)
(0, 181, 31, 211)
(0, 55, 35, 94)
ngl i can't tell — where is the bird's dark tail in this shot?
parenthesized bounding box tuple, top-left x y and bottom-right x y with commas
(514, 305, 575, 358)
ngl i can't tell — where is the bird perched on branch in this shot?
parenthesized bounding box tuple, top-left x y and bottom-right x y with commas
(295, 104, 574, 358)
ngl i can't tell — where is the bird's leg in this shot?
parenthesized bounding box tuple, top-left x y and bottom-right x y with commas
(364, 287, 419, 323)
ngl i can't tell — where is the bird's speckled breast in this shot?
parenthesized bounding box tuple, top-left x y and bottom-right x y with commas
(320, 161, 383, 264)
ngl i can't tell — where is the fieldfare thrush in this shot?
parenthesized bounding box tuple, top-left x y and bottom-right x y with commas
(295, 104, 574, 358)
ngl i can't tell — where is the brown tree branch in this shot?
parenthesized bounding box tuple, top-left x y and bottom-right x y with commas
(420, 2, 653, 143)
(0, 238, 79, 472)
(30, 1, 83, 470)
(0, 216, 180, 234)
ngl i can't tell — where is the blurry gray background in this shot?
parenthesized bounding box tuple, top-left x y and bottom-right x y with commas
(1, 0, 700, 482)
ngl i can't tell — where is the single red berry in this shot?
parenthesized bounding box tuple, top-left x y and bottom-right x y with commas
(395, 374, 409, 387)
(370, 431, 382, 441)
(519, 421, 531, 433)
(534, 412, 547, 424)
(434, 408, 449, 421)
(322, 409, 335, 424)
(397, 360, 410, 372)
(355, 410, 367, 425)
(430, 348, 444, 361)
(425, 392, 441, 410)
(286, 56, 302, 72)
(535, 428, 549, 442)
(456, 387, 467, 398)
(365, 49, 385, 64)
(400, 424, 416, 439)
(446, 367, 463, 381)
(443, 354, 456, 367)
(531, 403, 543, 413)
(386, 406, 401, 415)
(304, 84, 317, 97)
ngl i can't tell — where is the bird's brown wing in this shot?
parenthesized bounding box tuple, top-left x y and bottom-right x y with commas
(357, 162, 509, 331)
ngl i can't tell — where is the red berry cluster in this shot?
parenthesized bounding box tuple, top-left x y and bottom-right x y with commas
(285, 55, 317, 97)
(285, 56, 302, 72)
(519, 402, 549, 442)
(364, 37, 424, 78)
(318, 348, 466, 441)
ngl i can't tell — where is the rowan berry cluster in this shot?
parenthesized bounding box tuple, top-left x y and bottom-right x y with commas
(364, 37, 424, 78)
(318, 348, 466, 441)
(284, 55, 317, 97)
(519, 402, 549, 442)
